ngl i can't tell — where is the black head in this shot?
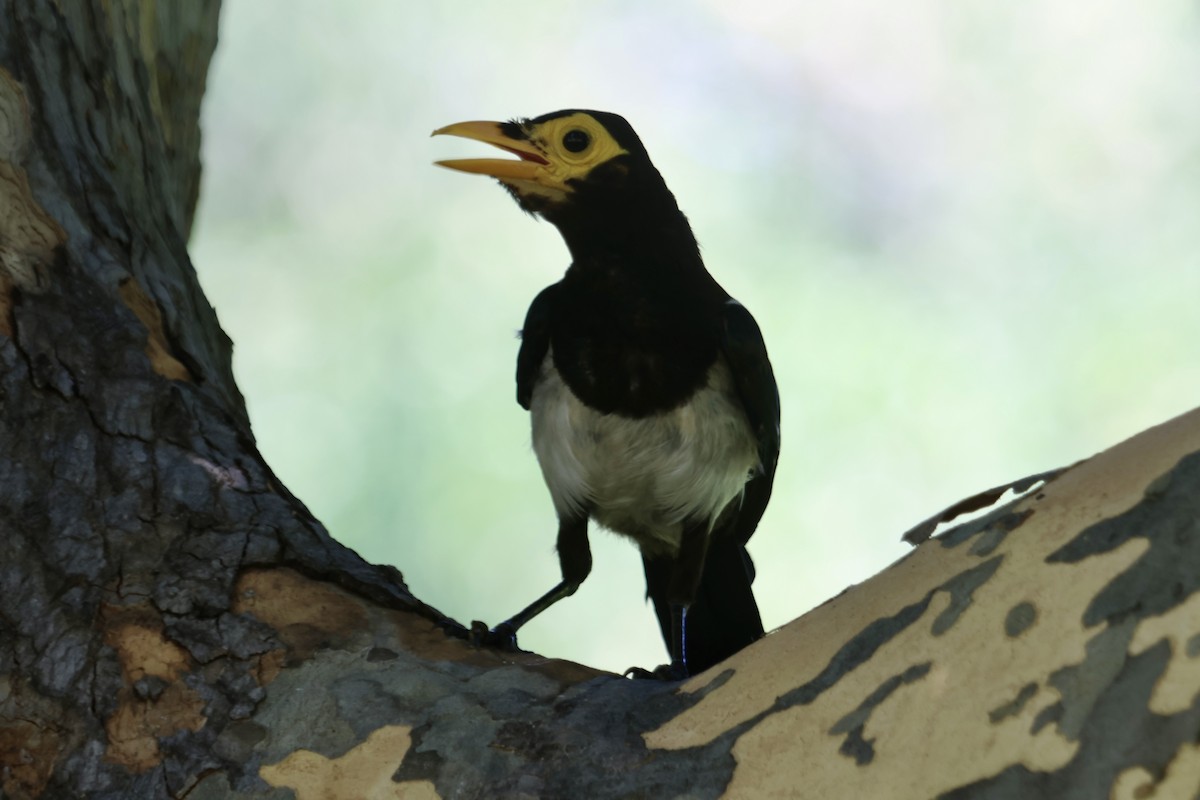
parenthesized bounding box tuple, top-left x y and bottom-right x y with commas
(434, 110, 687, 256)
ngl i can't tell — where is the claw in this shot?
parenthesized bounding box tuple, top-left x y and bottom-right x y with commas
(469, 620, 521, 651)
(625, 661, 689, 681)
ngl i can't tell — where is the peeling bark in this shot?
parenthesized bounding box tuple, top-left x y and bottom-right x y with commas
(3, 3, 1200, 799)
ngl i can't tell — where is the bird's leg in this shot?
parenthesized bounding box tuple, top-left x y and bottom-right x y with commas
(663, 523, 712, 679)
(474, 516, 591, 651)
(630, 522, 711, 681)
(664, 602, 689, 676)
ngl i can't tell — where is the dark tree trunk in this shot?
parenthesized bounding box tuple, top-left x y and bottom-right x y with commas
(3, 4, 1200, 799)
(0, 3, 457, 797)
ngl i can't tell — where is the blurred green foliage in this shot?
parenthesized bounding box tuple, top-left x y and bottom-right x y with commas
(192, 1, 1200, 673)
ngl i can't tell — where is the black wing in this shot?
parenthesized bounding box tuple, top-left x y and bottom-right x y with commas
(516, 283, 559, 410)
(720, 298, 780, 544)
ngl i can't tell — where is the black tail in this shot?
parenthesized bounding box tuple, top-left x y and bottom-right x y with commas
(643, 535, 764, 673)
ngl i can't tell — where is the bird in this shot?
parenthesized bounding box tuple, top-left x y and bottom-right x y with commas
(433, 110, 780, 679)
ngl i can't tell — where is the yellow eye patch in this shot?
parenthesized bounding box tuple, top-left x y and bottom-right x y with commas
(525, 113, 629, 183)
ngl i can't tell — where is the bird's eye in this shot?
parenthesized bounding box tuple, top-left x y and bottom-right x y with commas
(562, 129, 590, 153)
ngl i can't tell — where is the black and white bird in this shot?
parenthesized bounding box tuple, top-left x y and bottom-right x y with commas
(434, 110, 780, 679)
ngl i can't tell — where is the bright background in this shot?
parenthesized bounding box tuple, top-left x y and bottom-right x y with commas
(192, 1, 1200, 674)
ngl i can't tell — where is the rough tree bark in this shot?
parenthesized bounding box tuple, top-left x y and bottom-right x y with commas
(3, 3, 1199, 799)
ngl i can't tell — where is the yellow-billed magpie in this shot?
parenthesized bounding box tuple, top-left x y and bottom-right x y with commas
(434, 110, 780, 679)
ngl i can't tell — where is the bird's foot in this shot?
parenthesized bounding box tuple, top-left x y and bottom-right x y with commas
(469, 620, 521, 651)
(624, 660, 689, 681)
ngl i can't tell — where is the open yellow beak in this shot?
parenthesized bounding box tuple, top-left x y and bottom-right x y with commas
(432, 120, 548, 181)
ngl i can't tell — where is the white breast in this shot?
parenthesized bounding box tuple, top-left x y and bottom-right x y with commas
(529, 351, 758, 557)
